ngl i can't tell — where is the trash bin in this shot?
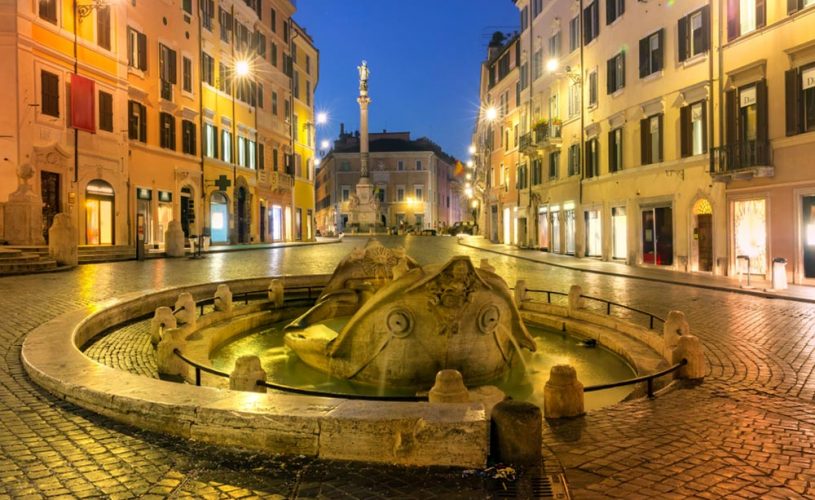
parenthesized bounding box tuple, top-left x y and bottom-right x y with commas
(772, 258, 788, 290)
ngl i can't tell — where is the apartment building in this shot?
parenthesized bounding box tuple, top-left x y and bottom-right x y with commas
(0, 0, 314, 249)
(314, 130, 462, 235)
(475, 0, 815, 284)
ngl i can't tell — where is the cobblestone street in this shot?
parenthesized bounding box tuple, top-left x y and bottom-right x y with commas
(2, 236, 815, 498)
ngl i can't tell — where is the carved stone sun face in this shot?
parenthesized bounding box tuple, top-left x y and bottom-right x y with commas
(360, 244, 400, 280)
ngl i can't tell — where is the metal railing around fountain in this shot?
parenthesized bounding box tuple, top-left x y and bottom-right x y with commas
(583, 358, 687, 399)
(521, 288, 666, 330)
(191, 285, 326, 316)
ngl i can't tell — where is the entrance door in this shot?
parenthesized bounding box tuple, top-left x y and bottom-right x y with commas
(260, 203, 266, 242)
(585, 209, 601, 257)
(85, 180, 114, 245)
(538, 209, 549, 250)
(551, 210, 561, 253)
(803, 195, 815, 279)
(271, 205, 283, 241)
(180, 187, 194, 238)
(503, 207, 511, 244)
(697, 214, 713, 272)
(490, 206, 498, 242)
(642, 206, 673, 265)
(564, 209, 575, 255)
(237, 187, 248, 243)
(210, 192, 229, 243)
(612, 207, 627, 260)
(41, 171, 60, 243)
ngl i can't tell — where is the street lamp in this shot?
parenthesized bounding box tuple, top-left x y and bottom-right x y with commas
(316, 112, 328, 125)
(468, 144, 476, 155)
(485, 106, 498, 122)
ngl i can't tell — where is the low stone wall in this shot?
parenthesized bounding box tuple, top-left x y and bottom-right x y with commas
(21, 274, 489, 468)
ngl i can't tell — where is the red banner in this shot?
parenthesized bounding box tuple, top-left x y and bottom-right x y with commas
(71, 74, 96, 133)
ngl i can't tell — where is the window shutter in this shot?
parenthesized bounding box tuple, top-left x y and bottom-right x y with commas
(607, 58, 614, 94)
(657, 115, 664, 162)
(584, 5, 592, 44)
(606, 0, 615, 25)
(640, 118, 649, 164)
(213, 126, 219, 158)
(727, 0, 740, 41)
(592, 2, 600, 37)
(138, 33, 147, 71)
(608, 130, 615, 171)
(169, 49, 177, 84)
(701, 100, 708, 152)
(259, 143, 265, 170)
(139, 104, 146, 141)
(639, 37, 649, 78)
(678, 16, 688, 62)
(621, 52, 625, 87)
(756, 0, 766, 28)
(680, 105, 690, 158)
(756, 79, 769, 163)
(725, 89, 738, 146)
(656, 29, 664, 72)
(788, 0, 801, 14)
(128, 101, 136, 139)
(785, 69, 802, 136)
(701, 6, 710, 52)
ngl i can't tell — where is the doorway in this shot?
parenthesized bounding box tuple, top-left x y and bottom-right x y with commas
(802, 195, 815, 279)
(210, 192, 229, 243)
(270, 205, 283, 241)
(236, 187, 248, 243)
(642, 206, 673, 265)
(538, 208, 549, 251)
(503, 207, 511, 244)
(692, 199, 713, 272)
(85, 180, 114, 245)
(612, 206, 627, 260)
(41, 171, 60, 243)
(180, 187, 194, 238)
(260, 202, 266, 241)
(490, 206, 498, 242)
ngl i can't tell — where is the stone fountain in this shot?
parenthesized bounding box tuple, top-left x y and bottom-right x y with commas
(284, 240, 536, 388)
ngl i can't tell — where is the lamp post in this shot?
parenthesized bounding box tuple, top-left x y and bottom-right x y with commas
(229, 53, 252, 244)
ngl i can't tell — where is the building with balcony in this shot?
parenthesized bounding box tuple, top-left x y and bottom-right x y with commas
(0, 0, 313, 250)
(314, 129, 463, 235)
(475, 0, 815, 284)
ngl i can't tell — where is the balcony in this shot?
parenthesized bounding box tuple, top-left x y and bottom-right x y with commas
(260, 170, 293, 192)
(520, 122, 562, 155)
(712, 140, 774, 182)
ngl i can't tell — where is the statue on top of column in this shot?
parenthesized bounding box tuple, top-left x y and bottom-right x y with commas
(358, 60, 370, 94)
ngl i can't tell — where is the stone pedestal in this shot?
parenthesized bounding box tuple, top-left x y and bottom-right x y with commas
(3, 163, 45, 245)
(672, 335, 707, 380)
(48, 213, 77, 266)
(544, 364, 585, 419)
(165, 220, 186, 257)
(490, 400, 542, 465)
(214, 284, 233, 312)
(349, 181, 378, 228)
(229, 355, 267, 393)
(428, 369, 469, 403)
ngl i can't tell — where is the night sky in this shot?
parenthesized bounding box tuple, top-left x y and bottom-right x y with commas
(294, 0, 519, 161)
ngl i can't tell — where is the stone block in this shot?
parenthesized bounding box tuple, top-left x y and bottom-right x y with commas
(214, 284, 233, 313)
(428, 369, 468, 403)
(663, 310, 689, 360)
(164, 220, 186, 257)
(174, 292, 196, 326)
(47, 213, 77, 266)
(672, 334, 707, 380)
(229, 355, 266, 393)
(544, 364, 585, 419)
(150, 306, 177, 345)
(156, 328, 188, 378)
(490, 400, 542, 465)
(568, 285, 584, 312)
(268, 279, 284, 308)
(514, 280, 528, 307)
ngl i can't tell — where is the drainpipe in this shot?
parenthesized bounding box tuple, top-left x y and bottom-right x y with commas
(198, 0, 205, 242)
(289, 20, 298, 241)
(578, 0, 585, 206)
(526, 16, 534, 248)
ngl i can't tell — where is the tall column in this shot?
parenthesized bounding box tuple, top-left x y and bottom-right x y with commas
(358, 95, 370, 180)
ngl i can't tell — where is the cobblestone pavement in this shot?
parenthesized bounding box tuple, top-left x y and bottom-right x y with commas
(2, 235, 815, 498)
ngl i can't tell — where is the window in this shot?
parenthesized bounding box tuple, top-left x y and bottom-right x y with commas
(222, 130, 232, 162)
(182, 56, 192, 93)
(98, 91, 113, 132)
(271, 91, 278, 115)
(272, 148, 279, 170)
(588, 68, 598, 106)
(532, 158, 543, 185)
(569, 17, 580, 53)
(159, 44, 177, 100)
(520, 6, 529, 31)
(159, 112, 176, 150)
(607, 52, 625, 94)
(396, 187, 405, 202)
(219, 8, 232, 42)
(568, 81, 580, 118)
(414, 185, 424, 201)
(341, 186, 350, 202)
(548, 151, 560, 180)
(306, 80, 311, 106)
(517, 164, 528, 189)
(498, 53, 510, 80)
(202, 53, 214, 86)
(728, 0, 765, 40)
(128, 100, 146, 142)
(204, 123, 218, 158)
(219, 63, 231, 93)
(789, 0, 815, 13)
(38, 0, 57, 24)
(568, 144, 581, 176)
(533, 0, 543, 17)
(41, 70, 59, 117)
(270, 8, 276, 32)
(182, 0, 192, 15)
(584, 1, 600, 44)
(257, 83, 264, 109)
(97, 6, 111, 50)
(201, 0, 214, 30)
(181, 120, 196, 155)
(586, 138, 599, 177)
(514, 124, 519, 147)
(256, 32, 266, 59)
(606, 0, 624, 24)
(609, 127, 623, 172)
(127, 28, 147, 71)
(678, 7, 710, 61)
(641, 114, 663, 164)
(416, 160, 423, 171)
(271, 43, 278, 67)
(725, 81, 769, 167)
(549, 32, 561, 59)
(340, 160, 350, 171)
(786, 65, 815, 135)
(681, 101, 707, 156)
(397, 160, 404, 171)
(258, 143, 265, 170)
(283, 21, 289, 43)
(639, 30, 664, 78)
(533, 48, 543, 80)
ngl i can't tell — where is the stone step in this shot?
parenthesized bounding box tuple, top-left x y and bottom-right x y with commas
(0, 259, 58, 275)
(79, 255, 134, 263)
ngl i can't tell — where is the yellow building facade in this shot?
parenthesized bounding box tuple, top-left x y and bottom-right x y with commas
(0, 0, 315, 249)
(476, 0, 815, 284)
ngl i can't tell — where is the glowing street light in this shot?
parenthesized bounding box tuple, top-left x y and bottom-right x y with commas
(316, 112, 328, 125)
(485, 106, 498, 122)
(234, 59, 251, 78)
(320, 139, 330, 150)
(468, 144, 476, 155)
(464, 186, 474, 198)
(314, 157, 321, 166)
(465, 173, 472, 180)
(546, 58, 559, 73)
(466, 159, 474, 168)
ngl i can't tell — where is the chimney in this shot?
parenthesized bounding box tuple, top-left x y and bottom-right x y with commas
(340, 122, 345, 136)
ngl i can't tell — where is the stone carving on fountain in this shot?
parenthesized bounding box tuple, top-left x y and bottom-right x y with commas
(284, 243, 536, 389)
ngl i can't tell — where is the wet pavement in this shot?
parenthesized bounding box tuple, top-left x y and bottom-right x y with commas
(2, 235, 815, 498)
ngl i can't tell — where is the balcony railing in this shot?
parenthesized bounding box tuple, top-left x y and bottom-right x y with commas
(712, 139, 773, 180)
(520, 123, 563, 154)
